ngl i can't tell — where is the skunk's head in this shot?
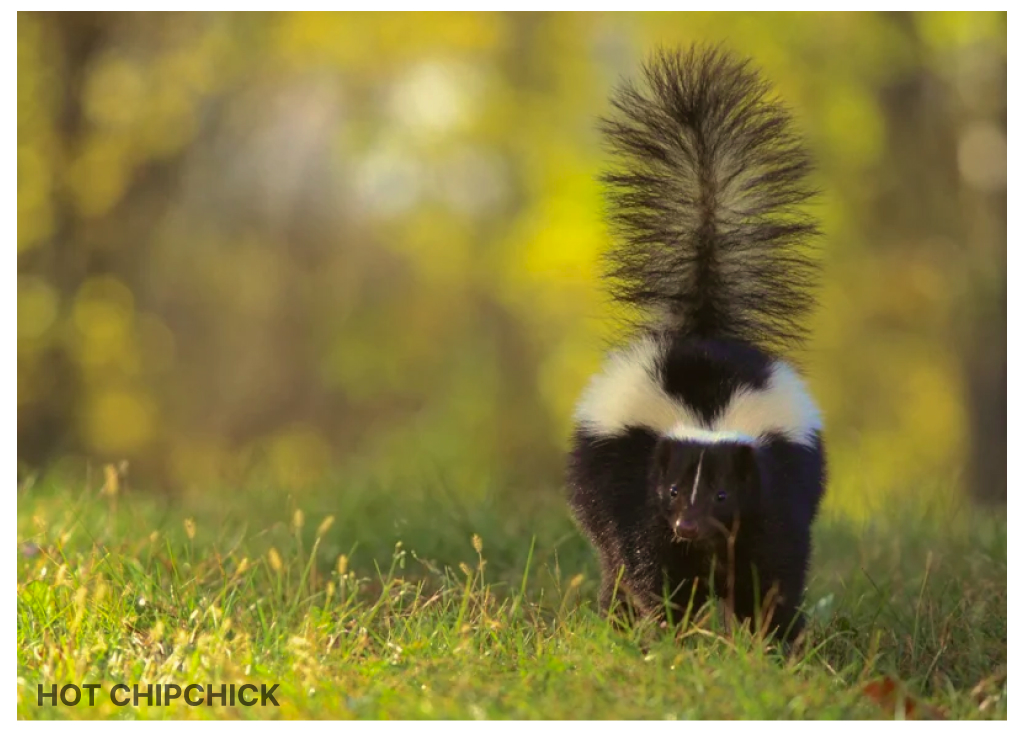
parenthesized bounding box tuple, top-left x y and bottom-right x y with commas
(649, 437, 761, 544)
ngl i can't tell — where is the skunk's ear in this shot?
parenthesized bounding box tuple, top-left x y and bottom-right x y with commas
(733, 443, 761, 488)
(652, 437, 674, 478)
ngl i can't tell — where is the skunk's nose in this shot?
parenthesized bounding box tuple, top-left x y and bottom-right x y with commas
(673, 518, 699, 540)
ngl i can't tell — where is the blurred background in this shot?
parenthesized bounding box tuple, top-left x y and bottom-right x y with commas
(17, 12, 1006, 517)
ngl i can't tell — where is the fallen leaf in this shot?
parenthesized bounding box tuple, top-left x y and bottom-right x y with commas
(862, 676, 946, 720)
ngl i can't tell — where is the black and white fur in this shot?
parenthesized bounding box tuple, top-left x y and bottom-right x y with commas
(566, 47, 826, 643)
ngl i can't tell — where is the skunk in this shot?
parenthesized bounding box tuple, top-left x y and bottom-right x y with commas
(566, 46, 826, 643)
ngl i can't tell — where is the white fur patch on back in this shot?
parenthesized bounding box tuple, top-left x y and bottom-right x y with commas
(718, 361, 822, 445)
(574, 335, 821, 447)
(574, 335, 682, 437)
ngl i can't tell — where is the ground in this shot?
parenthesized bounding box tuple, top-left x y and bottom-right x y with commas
(16, 470, 1006, 720)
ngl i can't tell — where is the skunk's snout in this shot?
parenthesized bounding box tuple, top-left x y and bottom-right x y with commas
(672, 517, 699, 540)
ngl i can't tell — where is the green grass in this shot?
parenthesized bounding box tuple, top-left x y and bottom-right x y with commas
(17, 471, 1006, 720)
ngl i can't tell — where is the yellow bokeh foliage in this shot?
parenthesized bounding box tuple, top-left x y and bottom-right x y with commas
(16, 12, 1005, 512)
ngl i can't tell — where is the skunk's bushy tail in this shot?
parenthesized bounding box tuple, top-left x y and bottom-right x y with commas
(600, 46, 819, 355)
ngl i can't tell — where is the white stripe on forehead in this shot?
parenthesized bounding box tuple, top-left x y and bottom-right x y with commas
(690, 449, 705, 505)
(573, 333, 822, 446)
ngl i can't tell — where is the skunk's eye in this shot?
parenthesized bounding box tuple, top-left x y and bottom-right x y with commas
(669, 484, 679, 498)
(715, 490, 728, 502)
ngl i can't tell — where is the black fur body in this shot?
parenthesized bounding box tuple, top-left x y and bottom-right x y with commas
(566, 47, 827, 643)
